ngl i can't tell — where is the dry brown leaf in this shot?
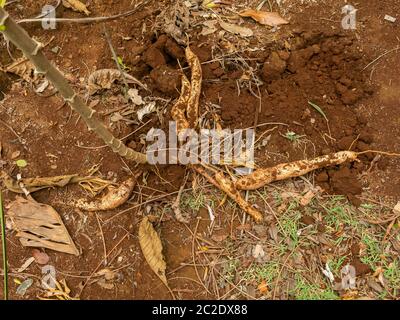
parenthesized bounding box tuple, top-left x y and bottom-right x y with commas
(62, 0, 91, 16)
(8, 197, 79, 255)
(3, 57, 37, 82)
(1, 172, 111, 195)
(236, 151, 359, 190)
(159, 2, 190, 45)
(185, 46, 202, 128)
(87, 69, 146, 95)
(75, 172, 141, 211)
(219, 21, 253, 37)
(239, 10, 289, 27)
(138, 216, 168, 286)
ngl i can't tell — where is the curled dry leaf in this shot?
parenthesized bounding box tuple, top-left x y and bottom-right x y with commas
(159, 2, 190, 45)
(138, 216, 168, 286)
(75, 172, 141, 211)
(137, 101, 157, 122)
(8, 196, 79, 255)
(87, 69, 146, 95)
(1, 171, 111, 195)
(239, 10, 289, 27)
(219, 21, 254, 37)
(62, 0, 91, 16)
(214, 172, 263, 223)
(2, 57, 37, 82)
(171, 74, 190, 133)
(236, 151, 359, 190)
(185, 46, 202, 128)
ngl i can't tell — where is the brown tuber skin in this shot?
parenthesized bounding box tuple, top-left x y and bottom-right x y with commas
(235, 151, 359, 190)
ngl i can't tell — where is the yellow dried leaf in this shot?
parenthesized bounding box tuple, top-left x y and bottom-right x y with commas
(236, 151, 359, 190)
(138, 216, 168, 286)
(239, 10, 289, 27)
(219, 21, 253, 37)
(4, 57, 36, 82)
(62, 0, 90, 16)
(87, 69, 146, 95)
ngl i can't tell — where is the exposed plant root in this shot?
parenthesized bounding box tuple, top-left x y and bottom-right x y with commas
(75, 170, 142, 211)
(171, 74, 191, 132)
(192, 165, 263, 223)
(236, 151, 359, 190)
(185, 46, 202, 128)
(214, 172, 263, 223)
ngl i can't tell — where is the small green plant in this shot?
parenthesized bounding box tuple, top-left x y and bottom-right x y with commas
(116, 56, 130, 71)
(283, 131, 304, 142)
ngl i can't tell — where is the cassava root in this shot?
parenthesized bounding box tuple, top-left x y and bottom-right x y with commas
(235, 151, 359, 190)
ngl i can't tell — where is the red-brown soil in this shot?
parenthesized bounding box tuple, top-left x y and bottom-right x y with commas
(0, 0, 399, 300)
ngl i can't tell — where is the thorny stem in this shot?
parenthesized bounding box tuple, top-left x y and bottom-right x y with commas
(0, 8, 147, 163)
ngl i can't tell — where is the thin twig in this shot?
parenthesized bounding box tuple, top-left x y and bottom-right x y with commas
(17, 1, 151, 24)
(95, 213, 107, 266)
(363, 46, 400, 70)
(103, 24, 129, 98)
(0, 192, 8, 300)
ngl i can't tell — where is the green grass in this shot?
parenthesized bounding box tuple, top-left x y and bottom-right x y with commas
(181, 191, 208, 211)
(241, 261, 280, 284)
(360, 231, 384, 269)
(0, 192, 8, 300)
(383, 259, 400, 296)
(292, 274, 339, 300)
(322, 196, 358, 230)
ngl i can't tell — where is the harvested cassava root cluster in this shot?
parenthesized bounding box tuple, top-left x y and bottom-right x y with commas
(172, 48, 263, 223)
(236, 151, 359, 190)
